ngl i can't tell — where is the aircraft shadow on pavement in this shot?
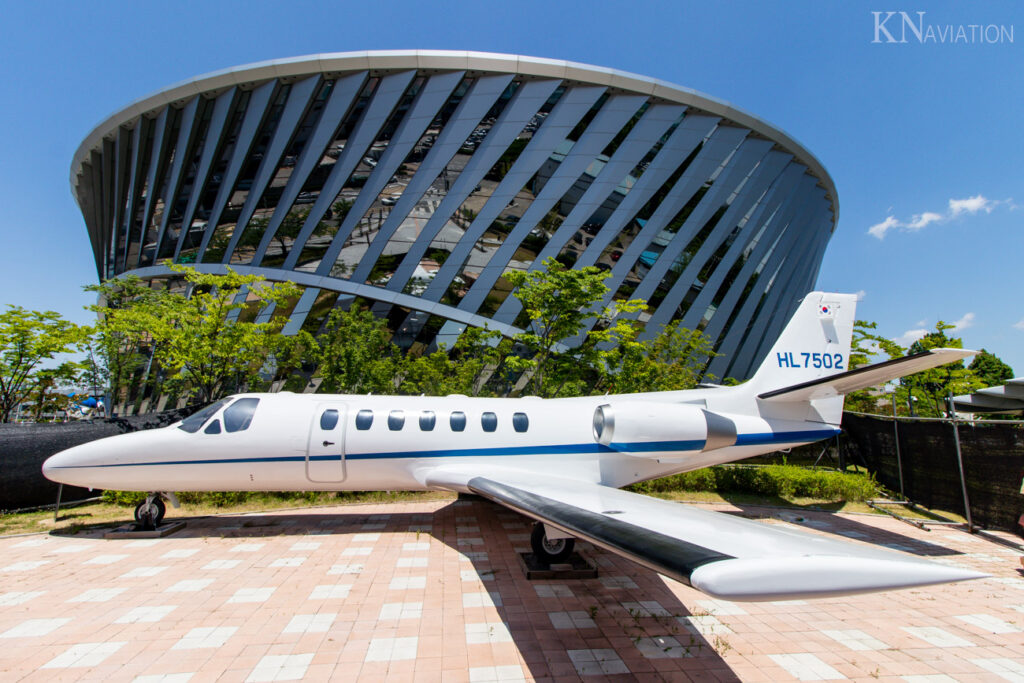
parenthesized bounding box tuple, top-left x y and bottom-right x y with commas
(93, 497, 742, 680)
(723, 503, 965, 557)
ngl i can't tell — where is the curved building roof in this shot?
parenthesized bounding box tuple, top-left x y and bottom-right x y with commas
(70, 50, 837, 225)
(69, 50, 840, 380)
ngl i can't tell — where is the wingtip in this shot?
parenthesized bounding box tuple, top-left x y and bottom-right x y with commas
(689, 556, 989, 602)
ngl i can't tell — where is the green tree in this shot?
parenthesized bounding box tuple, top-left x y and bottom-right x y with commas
(505, 257, 647, 397)
(400, 326, 513, 397)
(314, 306, 404, 394)
(84, 274, 166, 407)
(150, 264, 302, 403)
(844, 320, 904, 413)
(968, 349, 1014, 388)
(602, 320, 719, 394)
(899, 321, 983, 417)
(26, 362, 82, 421)
(0, 306, 88, 422)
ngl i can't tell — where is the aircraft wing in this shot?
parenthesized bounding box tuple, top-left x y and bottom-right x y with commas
(758, 348, 975, 402)
(425, 468, 985, 601)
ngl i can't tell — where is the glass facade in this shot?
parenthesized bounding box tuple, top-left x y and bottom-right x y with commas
(71, 52, 837, 381)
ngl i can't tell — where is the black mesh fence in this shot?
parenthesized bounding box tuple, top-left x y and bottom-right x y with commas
(0, 409, 190, 511)
(840, 412, 1024, 533)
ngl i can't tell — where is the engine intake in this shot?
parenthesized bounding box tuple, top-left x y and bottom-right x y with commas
(593, 402, 737, 455)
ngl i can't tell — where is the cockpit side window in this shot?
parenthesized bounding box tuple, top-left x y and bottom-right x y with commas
(178, 398, 233, 433)
(204, 419, 222, 434)
(224, 398, 260, 433)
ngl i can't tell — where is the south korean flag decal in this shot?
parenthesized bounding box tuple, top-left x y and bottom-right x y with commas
(819, 300, 840, 342)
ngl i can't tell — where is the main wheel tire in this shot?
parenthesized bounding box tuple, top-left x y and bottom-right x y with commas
(134, 498, 166, 525)
(530, 523, 575, 563)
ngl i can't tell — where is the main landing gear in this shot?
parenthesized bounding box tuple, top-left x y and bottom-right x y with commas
(530, 522, 575, 564)
(134, 493, 178, 530)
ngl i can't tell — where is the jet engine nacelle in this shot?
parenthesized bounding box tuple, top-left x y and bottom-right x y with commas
(592, 402, 737, 457)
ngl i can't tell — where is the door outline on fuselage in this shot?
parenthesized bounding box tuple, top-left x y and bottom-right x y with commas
(306, 402, 347, 483)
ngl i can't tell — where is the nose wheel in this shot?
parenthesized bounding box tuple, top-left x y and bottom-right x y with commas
(134, 495, 166, 530)
(530, 522, 575, 564)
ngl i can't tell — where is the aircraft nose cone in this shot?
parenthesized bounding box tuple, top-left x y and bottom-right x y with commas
(42, 446, 81, 484)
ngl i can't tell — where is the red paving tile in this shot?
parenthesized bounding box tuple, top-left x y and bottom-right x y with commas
(1, 498, 1022, 681)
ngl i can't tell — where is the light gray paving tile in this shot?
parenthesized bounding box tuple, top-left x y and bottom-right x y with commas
(0, 618, 71, 638)
(567, 649, 629, 676)
(379, 602, 422, 620)
(902, 626, 975, 648)
(970, 657, 1024, 682)
(308, 584, 351, 600)
(634, 635, 690, 659)
(0, 590, 45, 606)
(246, 653, 314, 682)
(389, 576, 426, 590)
(68, 587, 127, 603)
(468, 665, 526, 681)
(769, 653, 844, 680)
(820, 628, 887, 651)
(116, 605, 177, 624)
(228, 587, 275, 604)
(365, 636, 418, 662)
(956, 614, 1020, 634)
(172, 626, 238, 650)
(283, 613, 336, 634)
(42, 641, 125, 668)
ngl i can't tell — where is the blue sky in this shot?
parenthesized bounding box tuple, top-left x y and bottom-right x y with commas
(1, 0, 1021, 373)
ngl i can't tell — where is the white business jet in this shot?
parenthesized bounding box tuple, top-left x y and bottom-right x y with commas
(43, 292, 986, 601)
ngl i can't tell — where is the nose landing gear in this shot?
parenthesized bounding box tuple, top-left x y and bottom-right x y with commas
(133, 493, 178, 530)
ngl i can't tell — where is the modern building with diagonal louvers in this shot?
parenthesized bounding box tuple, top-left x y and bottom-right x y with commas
(70, 51, 837, 381)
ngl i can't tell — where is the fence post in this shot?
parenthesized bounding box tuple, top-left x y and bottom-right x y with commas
(948, 391, 974, 532)
(892, 393, 905, 497)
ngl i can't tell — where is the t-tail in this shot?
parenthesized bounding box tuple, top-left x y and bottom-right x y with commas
(739, 291, 975, 425)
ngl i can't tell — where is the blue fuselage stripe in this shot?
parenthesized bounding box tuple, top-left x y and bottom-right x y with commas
(49, 429, 839, 470)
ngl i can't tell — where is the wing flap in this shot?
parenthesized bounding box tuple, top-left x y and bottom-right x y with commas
(456, 471, 986, 601)
(758, 348, 975, 402)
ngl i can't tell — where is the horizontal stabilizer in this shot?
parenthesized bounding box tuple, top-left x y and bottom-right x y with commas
(758, 348, 976, 402)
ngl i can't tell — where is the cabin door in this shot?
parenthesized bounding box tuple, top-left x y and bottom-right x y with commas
(306, 403, 347, 482)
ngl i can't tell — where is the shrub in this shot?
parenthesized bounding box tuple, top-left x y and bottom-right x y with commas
(628, 464, 877, 502)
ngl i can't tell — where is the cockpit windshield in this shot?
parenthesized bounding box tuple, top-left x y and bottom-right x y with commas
(178, 398, 233, 433)
(223, 398, 259, 432)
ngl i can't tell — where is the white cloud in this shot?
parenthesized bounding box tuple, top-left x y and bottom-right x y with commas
(894, 328, 929, 347)
(854, 290, 866, 301)
(1014, 319, 1024, 331)
(950, 312, 975, 331)
(867, 193, 1011, 240)
(905, 211, 943, 230)
(867, 216, 900, 239)
(948, 194, 994, 216)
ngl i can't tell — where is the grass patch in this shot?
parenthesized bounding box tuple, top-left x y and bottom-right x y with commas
(628, 464, 879, 502)
(0, 490, 455, 537)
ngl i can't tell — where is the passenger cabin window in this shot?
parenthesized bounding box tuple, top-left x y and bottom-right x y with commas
(481, 412, 497, 432)
(204, 419, 221, 434)
(320, 409, 339, 431)
(178, 398, 232, 433)
(513, 412, 529, 433)
(450, 411, 466, 432)
(419, 410, 436, 431)
(224, 398, 259, 432)
(355, 409, 373, 430)
(388, 410, 405, 431)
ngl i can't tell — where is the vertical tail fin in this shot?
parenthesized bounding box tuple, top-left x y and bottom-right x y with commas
(746, 292, 858, 400)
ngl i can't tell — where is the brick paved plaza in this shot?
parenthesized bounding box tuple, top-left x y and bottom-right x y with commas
(1, 498, 1022, 681)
